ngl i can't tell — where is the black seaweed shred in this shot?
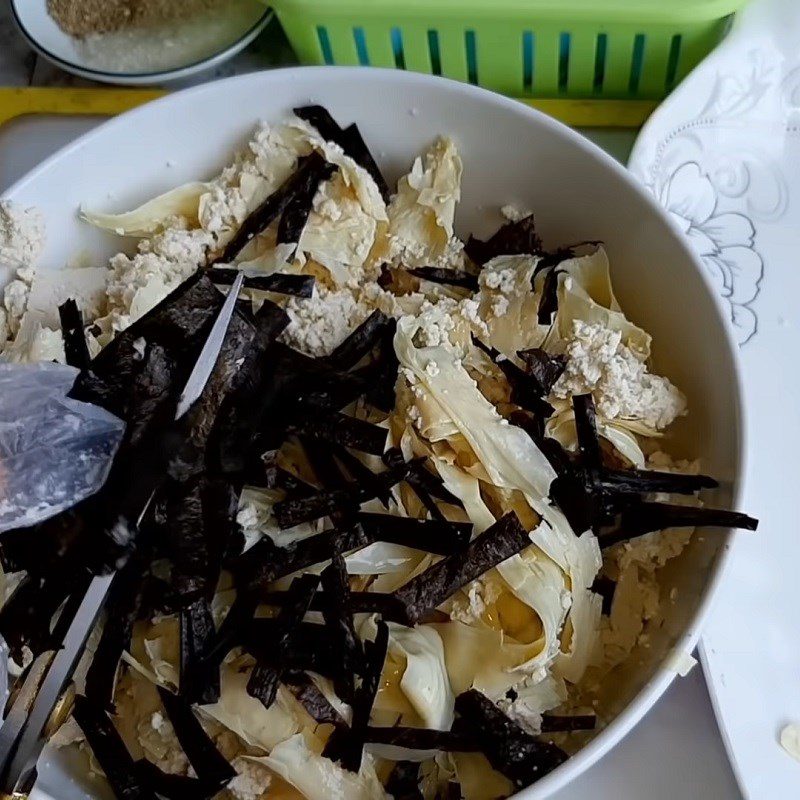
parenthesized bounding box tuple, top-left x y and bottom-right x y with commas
(472, 336, 554, 418)
(320, 553, 361, 703)
(357, 512, 472, 555)
(247, 574, 319, 708)
(231, 527, 369, 594)
(72, 695, 155, 800)
(179, 597, 218, 703)
(330, 443, 393, 508)
(409, 267, 479, 292)
(323, 620, 389, 772)
(293, 106, 391, 203)
(243, 619, 339, 678)
(516, 348, 566, 395)
(271, 457, 417, 529)
(215, 152, 336, 265)
(453, 690, 567, 789)
(385, 761, 424, 800)
(324, 310, 391, 371)
(58, 298, 90, 370)
(508, 410, 573, 477)
(364, 726, 475, 752)
(572, 393, 602, 468)
(590, 575, 616, 615)
(394, 512, 531, 625)
(599, 501, 758, 549)
(277, 155, 326, 245)
(537, 266, 560, 324)
(382, 448, 463, 508)
(209, 268, 315, 297)
(540, 714, 596, 733)
(263, 589, 407, 620)
(157, 687, 235, 790)
(593, 468, 718, 496)
(285, 673, 343, 725)
(465, 214, 543, 266)
(288, 410, 389, 455)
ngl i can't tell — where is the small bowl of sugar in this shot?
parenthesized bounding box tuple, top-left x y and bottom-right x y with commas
(10, 0, 273, 85)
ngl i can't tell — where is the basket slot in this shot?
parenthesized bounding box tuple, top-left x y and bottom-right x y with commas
(316, 25, 334, 65)
(665, 34, 682, 89)
(566, 31, 597, 95)
(674, 21, 728, 83)
(522, 31, 534, 93)
(358, 25, 394, 68)
(435, 27, 468, 82)
(320, 22, 361, 65)
(353, 27, 370, 66)
(465, 30, 478, 84)
(629, 33, 646, 93)
(427, 30, 442, 75)
(532, 28, 560, 95)
(593, 33, 608, 93)
(391, 28, 406, 69)
(475, 26, 524, 94)
(638, 33, 673, 96)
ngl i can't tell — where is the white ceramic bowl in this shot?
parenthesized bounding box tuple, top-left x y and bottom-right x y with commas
(10, 0, 272, 85)
(3, 68, 745, 800)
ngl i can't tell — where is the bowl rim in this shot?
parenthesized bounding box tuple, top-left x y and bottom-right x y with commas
(9, 1, 273, 85)
(0, 66, 748, 799)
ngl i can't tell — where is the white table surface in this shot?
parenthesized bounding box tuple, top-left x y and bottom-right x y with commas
(0, 7, 744, 799)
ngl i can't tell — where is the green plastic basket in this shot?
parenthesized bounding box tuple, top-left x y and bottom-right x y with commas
(269, 0, 744, 99)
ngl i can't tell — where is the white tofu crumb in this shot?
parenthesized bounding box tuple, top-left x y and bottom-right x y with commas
(482, 267, 516, 295)
(552, 320, 686, 429)
(0, 200, 45, 270)
(228, 758, 272, 800)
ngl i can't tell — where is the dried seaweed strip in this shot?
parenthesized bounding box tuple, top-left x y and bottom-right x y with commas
(277, 155, 333, 245)
(272, 456, 417, 529)
(385, 761, 424, 800)
(453, 690, 567, 790)
(572, 394, 601, 468)
(409, 267, 479, 292)
(293, 107, 391, 203)
(465, 214, 543, 265)
(325, 310, 391, 371)
(537, 266, 560, 324)
(330, 443, 392, 508)
(169, 308, 257, 482)
(324, 620, 389, 771)
(165, 482, 208, 603)
(594, 468, 718, 496)
(85, 556, 147, 711)
(516, 348, 566, 395)
(125, 343, 178, 449)
(540, 714, 596, 733)
(364, 726, 475, 752)
(210, 268, 315, 297)
(180, 597, 217, 702)
(58, 298, 90, 370)
(216, 153, 335, 264)
(472, 337, 554, 417)
(394, 513, 530, 624)
(600, 501, 758, 549)
(339, 123, 392, 204)
(134, 761, 213, 800)
(72, 695, 155, 800)
(590, 575, 616, 615)
(233, 527, 369, 594)
(284, 673, 343, 724)
(244, 620, 339, 678)
(357, 513, 472, 555)
(263, 590, 407, 620)
(288, 411, 388, 455)
(158, 687, 235, 789)
(508, 410, 572, 477)
(382, 448, 462, 507)
(320, 554, 360, 702)
(0, 572, 74, 660)
(301, 435, 351, 492)
(363, 319, 399, 412)
(247, 574, 319, 708)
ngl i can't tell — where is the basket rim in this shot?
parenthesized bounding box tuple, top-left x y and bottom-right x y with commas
(270, 0, 746, 26)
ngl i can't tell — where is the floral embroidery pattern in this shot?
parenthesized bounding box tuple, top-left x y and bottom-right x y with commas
(659, 162, 763, 344)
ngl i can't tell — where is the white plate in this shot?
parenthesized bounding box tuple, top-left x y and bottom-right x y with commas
(0, 67, 744, 799)
(629, 0, 800, 796)
(9, 0, 272, 85)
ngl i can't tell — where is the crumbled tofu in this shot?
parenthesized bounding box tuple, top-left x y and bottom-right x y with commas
(228, 758, 272, 800)
(0, 200, 45, 270)
(552, 320, 687, 429)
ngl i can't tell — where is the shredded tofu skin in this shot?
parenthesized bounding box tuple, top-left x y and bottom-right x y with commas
(2, 115, 708, 800)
